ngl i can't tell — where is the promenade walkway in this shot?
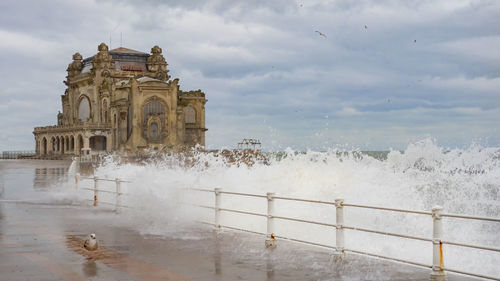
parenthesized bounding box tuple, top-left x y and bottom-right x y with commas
(0, 200, 470, 281)
(0, 160, 476, 280)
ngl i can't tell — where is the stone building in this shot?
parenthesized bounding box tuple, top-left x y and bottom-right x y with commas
(33, 43, 207, 157)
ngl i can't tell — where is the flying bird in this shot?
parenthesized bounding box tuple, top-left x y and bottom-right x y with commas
(83, 233, 98, 251)
(414, 39, 417, 43)
(364, 25, 368, 29)
(315, 31, 327, 38)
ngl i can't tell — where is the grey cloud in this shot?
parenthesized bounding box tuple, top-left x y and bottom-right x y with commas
(1, 0, 499, 151)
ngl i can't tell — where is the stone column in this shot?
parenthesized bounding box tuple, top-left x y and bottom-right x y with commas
(73, 136, 77, 155)
(48, 136, 53, 154)
(35, 137, 40, 155)
(106, 134, 111, 151)
(83, 136, 90, 149)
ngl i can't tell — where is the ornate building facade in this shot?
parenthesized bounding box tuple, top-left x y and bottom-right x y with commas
(33, 43, 207, 157)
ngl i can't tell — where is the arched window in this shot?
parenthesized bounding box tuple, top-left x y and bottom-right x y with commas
(102, 100, 108, 123)
(78, 96, 91, 122)
(184, 106, 196, 124)
(42, 137, 47, 155)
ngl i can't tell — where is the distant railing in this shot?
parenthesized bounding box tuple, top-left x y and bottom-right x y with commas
(1, 150, 36, 159)
(75, 176, 500, 281)
(78, 154, 102, 164)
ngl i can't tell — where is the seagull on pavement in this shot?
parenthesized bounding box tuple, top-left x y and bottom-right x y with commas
(84, 233, 98, 251)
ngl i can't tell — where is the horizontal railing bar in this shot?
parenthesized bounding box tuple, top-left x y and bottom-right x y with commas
(0, 199, 82, 207)
(81, 188, 124, 195)
(220, 225, 266, 236)
(441, 213, 500, 223)
(441, 240, 500, 252)
(273, 234, 336, 249)
(95, 178, 117, 182)
(274, 196, 333, 205)
(345, 248, 432, 269)
(219, 191, 267, 198)
(192, 204, 215, 210)
(343, 203, 432, 215)
(273, 215, 337, 228)
(79, 177, 131, 183)
(442, 267, 500, 281)
(84, 199, 134, 209)
(194, 220, 215, 226)
(189, 188, 214, 193)
(196, 220, 266, 236)
(343, 225, 432, 242)
(218, 207, 267, 217)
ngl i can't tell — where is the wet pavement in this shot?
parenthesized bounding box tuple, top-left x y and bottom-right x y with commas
(0, 160, 477, 281)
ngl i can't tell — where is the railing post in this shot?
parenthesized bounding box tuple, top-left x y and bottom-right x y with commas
(75, 173, 79, 191)
(431, 206, 446, 281)
(214, 188, 221, 229)
(115, 178, 121, 212)
(334, 198, 345, 258)
(93, 176, 98, 206)
(265, 192, 277, 248)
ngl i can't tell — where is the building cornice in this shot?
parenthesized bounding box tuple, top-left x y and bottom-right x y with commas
(33, 123, 112, 134)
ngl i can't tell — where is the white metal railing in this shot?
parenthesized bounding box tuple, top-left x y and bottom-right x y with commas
(188, 187, 500, 281)
(74, 174, 131, 209)
(74, 177, 500, 281)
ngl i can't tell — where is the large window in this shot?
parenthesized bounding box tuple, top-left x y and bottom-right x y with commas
(184, 106, 196, 124)
(143, 100, 165, 124)
(78, 97, 91, 121)
(143, 100, 165, 141)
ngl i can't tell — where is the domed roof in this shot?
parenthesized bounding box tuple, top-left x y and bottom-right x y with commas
(109, 47, 148, 55)
(82, 46, 150, 73)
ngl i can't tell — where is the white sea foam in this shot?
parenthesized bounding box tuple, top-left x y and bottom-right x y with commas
(81, 139, 499, 277)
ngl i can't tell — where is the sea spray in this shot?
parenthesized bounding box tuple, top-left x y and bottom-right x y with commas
(82, 139, 499, 277)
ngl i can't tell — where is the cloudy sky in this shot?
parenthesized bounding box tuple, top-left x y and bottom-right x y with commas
(0, 0, 499, 151)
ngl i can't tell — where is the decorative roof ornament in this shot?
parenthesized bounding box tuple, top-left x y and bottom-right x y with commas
(66, 52, 83, 77)
(151, 45, 162, 55)
(98, 42, 109, 52)
(147, 45, 170, 81)
(92, 42, 114, 71)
